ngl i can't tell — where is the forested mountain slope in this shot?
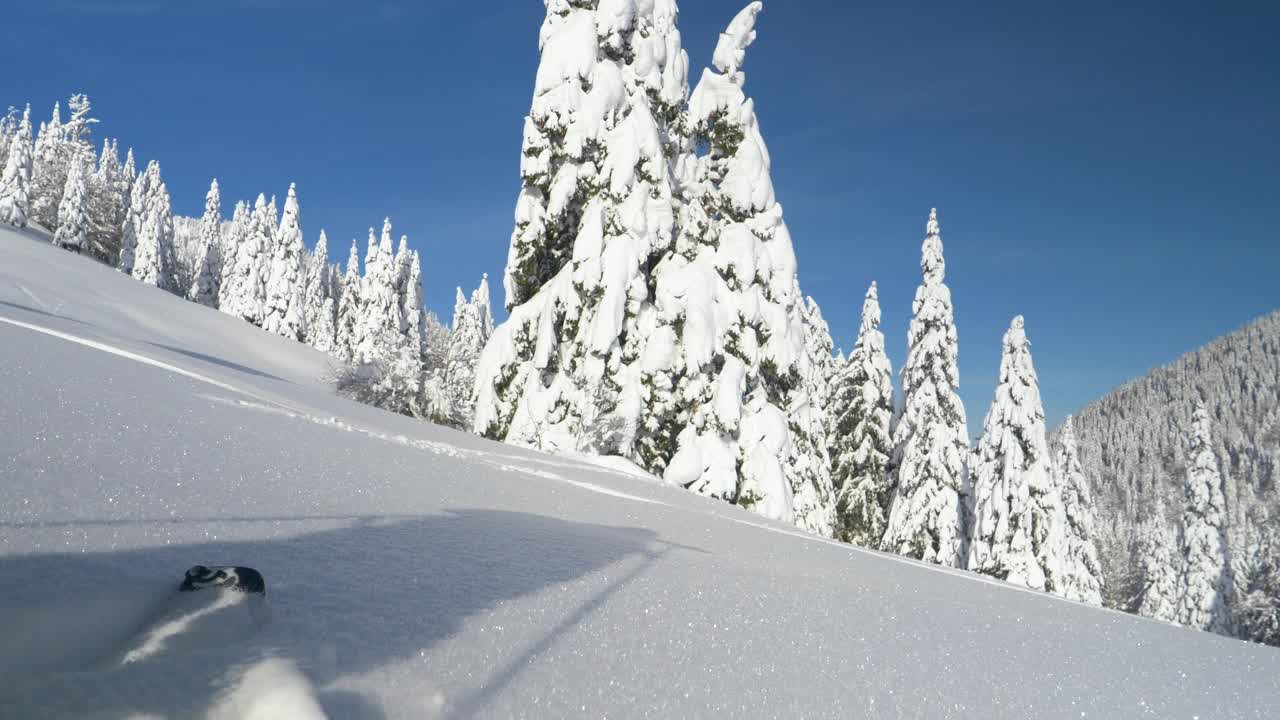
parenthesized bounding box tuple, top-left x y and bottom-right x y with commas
(1057, 311, 1279, 612)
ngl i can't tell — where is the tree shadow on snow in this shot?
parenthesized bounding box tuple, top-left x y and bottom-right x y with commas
(0, 509, 695, 719)
(0, 298, 94, 327)
(145, 341, 292, 384)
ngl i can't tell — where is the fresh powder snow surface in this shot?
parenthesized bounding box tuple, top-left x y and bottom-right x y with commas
(1, 225, 1277, 719)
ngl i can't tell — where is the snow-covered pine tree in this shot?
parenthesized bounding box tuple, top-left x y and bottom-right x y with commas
(313, 263, 339, 355)
(1174, 401, 1234, 633)
(221, 194, 272, 324)
(390, 237, 422, 352)
(444, 276, 494, 429)
(424, 311, 452, 368)
(643, 2, 829, 528)
(831, 282, 895, 547)
(256, 195, 278, 313)
(122, 148, 136, 186)
(791, 296, 837, 535)
(153, 183, 178, 291)
(444, 287, 470, 419)
(474, 0, 687, 460)
(1136, 494, 1180, 622)
(64, 94, 97, 150)
(86, 139, 127, 264)
(1054, 416, 1105, 604)
(416, 309, 451, 420)
(882, 209, 970, 566)
(52, 156, 89, 252)
(117, 157, 153, 276)
(341, 220, 423, 415)
(28, 94, 96, 231)
(1234, 519, 1280, 646)
(0, 107, 13, 170)
(264, 195, 278, 251)
(217, 200, 250, 311)
(634, 3, 745, 497)
(392, 234, 409, 303)
(353, 222, 395, 364)
(130, 166, 177, 291)
(334, 238, 362, 362)
(29, 102, 65, 229)
(303, 229, 337, 352)
(472, 272, 494, 339)
(261, 183, 307, 340)
(967, 316, 1067, 591)
(404, 246, 426, 343)
(397, 242, 427, 410)
(187, 179, 223, 307)
(0, 105, 33, 228)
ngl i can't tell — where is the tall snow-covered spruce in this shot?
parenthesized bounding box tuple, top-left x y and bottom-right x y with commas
(0, 105, 33, 228)
(0, 110, 10, 169)
(129, 163, 177, 292)
(967, 316, 1066, 591)
(187, 179, 222, 307)
(445, 275, 494, 428)
(792, 298, 837, 535)
(341, 220, 424, 416)
(87, 139, 129, 264)
(221, 194, 271, 324)
(261, 183, 307, 340)
(472, 1, 832, 529)
(353, 222, 398, 365)
(303, 229, 338, 353)
(334, 238, 362, 362)
(52, 158, 89, 252)
(474, 1, 686, 451)
(830, 282, 894, 547)
(1174, 401, 1234, 633)
(117, 158, 152, 277)
(1137, 494, 1180, 622)
(1054, 416, 1105, 604)
(882, 209, 969, 565)
(650, 1, 831, 528)
(29, 102, 65, 230)
(473, 1, 832, 531)
(29, 95, 97, 232)
(395, 239, 427, 413)
(217, 200, 250, 312)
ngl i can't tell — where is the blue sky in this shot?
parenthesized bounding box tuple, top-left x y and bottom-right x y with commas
(5, 0, 1277, 429)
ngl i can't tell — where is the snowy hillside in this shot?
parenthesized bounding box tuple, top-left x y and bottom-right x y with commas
(2, 227, 1277, 718)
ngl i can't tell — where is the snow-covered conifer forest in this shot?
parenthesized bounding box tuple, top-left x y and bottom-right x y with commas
(1051, 310, 1280, 641)
(1, 0, 1276, 669)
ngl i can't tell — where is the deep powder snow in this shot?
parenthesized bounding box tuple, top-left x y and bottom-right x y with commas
(2, 228, 1277, 718)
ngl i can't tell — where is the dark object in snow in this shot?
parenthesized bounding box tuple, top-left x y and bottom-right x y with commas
(179, 565, 266, 595)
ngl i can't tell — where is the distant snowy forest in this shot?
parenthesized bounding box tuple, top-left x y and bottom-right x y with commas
(0, 0, 1274, 647)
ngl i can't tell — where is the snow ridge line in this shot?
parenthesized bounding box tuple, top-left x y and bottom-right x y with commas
(202, 394, 671, 507)
(0, 313, 246, 396)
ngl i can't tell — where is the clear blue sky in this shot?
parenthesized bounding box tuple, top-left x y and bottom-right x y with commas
(6, 0, 1277, 430)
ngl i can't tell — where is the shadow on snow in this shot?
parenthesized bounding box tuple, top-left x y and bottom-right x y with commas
(0, 509, 702, 719)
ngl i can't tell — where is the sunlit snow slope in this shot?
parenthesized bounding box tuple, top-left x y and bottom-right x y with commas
(2, 226, 1277, 719)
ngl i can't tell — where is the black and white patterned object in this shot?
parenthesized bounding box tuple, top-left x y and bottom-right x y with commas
(179, 565, 266, 595)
